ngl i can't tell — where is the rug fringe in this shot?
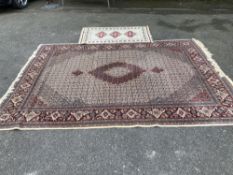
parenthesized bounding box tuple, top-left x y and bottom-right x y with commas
(146, 25, 154, 43)
(192, 38, 233, 87)
(1, 122, 233, 131)
(0, 45, 43, 107)
(78, 27, 86, 44)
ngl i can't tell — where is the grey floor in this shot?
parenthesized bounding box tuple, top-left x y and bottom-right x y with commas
(0, 1, 233, 175)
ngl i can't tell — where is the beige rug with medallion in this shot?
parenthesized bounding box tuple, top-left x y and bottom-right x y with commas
(79, 26, 153, 44)
(0, 39, 232, 130)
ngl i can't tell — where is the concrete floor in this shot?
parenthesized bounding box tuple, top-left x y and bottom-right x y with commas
(0, 2, 233, 175)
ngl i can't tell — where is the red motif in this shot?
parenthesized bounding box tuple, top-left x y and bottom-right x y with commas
(125, 31, 136, 38)
(96, 31, 106, 38)
(72, 70, 83, 76)
(110, 31, 121, 38)
(191, 90, 211, 102)
(151, 67, 164, 73)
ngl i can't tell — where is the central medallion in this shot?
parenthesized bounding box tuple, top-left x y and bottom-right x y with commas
(89, 62, 145, 84)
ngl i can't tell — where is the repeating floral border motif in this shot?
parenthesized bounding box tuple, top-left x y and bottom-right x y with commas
(0, 40, 233, 128)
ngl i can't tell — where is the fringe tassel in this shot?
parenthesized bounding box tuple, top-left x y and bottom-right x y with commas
(192, 38, 233, 86)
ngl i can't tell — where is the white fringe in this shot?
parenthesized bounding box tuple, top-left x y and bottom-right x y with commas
(0, 45, 43, 106)
(145, 25, 153, 43)
(78, 27, 86, 44)
(1, 122, 233, 131)
(192, 38, 233, 86)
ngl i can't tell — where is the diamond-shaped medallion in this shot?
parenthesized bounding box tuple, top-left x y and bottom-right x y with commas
(125, 31, 136, 38)
(96, 31, 107, 38)
(110, 31, 121, 38)
(89, 62, 145, 85)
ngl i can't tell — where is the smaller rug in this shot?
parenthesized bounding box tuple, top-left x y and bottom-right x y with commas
(78, 26, 153, 44)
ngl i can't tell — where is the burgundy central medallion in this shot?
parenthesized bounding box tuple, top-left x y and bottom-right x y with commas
(89, 62, 145, 84)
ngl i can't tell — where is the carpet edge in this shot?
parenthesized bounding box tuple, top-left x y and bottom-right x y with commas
(1, 122, 233, 131)
(78, 27, 86, 44)
(192, 38, 233, 87)
(0, 44, 44, 107)
(145, 25, 154, 42)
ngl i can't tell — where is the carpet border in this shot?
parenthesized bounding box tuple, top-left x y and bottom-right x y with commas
(0, 44, 43, 107)
(0, 39, 233, 130)
(192, 38, 233, 87)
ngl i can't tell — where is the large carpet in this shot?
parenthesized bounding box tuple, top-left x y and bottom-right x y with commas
(0, 39, 232, 130)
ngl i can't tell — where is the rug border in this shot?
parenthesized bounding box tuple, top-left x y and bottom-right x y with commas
(0, 39, 233, 130)
(0, 44, 43, 107)
(192, 38, 233, 87)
